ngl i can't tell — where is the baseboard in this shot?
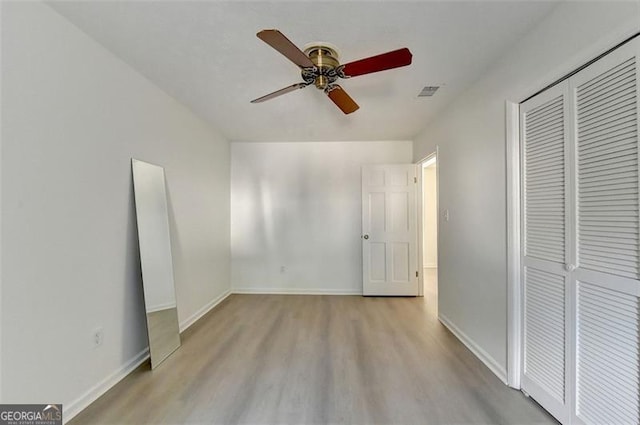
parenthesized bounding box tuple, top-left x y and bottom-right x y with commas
(233, 287, 362, 295)
(179, 289, 232, 332)
(147, 302, 176, 313)
(63, 348, 149, 424)
(64, 290, 231, 423)
(439, 314, 508, 385)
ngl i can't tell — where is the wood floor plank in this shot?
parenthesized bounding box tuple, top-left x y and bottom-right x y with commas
(69, 293, 557, 425)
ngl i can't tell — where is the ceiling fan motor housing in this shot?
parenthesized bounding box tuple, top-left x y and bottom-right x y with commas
(303, 44, 341, 90)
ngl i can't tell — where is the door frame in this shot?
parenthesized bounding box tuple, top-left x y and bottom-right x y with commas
(416, 149, 439, 298)
(505, 26, 640, 390)
(505, 100, 522, 389)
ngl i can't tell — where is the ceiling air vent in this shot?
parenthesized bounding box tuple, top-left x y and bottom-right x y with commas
(418, 86, 439, 97)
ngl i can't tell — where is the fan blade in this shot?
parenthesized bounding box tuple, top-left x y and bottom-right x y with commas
(257, 29, 314, 68)
(340, 48, 412, 78)
(251, 83, 309, 103)
(326, 85, 359, 114)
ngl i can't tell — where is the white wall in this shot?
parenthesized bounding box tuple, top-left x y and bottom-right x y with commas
(231, 141, 412, 294)
(422, 164, 437, 268)
(1, 1, 230, 417)
(413, 1, 640, 379)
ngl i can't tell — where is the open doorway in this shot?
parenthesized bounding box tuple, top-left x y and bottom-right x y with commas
(420, 154, 438, 310)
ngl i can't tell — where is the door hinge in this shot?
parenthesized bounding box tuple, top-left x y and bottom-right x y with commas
(414, 177, 417, 183)
(416, 271, 419, 277)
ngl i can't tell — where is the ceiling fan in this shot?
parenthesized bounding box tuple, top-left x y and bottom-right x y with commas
(251, 29, 413, 114)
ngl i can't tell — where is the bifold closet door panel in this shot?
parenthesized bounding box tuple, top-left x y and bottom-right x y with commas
(575, 44, 639, 279)
(571, 37, 640, 425)
(520, 81, 572, 424)
(574, 279, 639, 425)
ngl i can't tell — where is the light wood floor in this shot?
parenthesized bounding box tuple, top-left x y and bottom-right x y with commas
(70, 294, 556, 425)
(424, 267, 438, 305)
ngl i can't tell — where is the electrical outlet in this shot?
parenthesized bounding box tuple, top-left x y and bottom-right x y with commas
(93, 327, 104, 348)
(444, 209, 450, 222)
(280, 265, 286, 273)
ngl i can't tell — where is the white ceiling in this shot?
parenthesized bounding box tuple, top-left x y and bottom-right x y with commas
(48, 1, 559, 142)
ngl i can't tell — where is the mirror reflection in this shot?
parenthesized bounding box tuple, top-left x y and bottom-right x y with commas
(131, 158, 181, 369)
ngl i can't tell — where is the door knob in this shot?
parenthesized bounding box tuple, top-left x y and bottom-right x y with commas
(363, 234, 369, 240)
(565, 264, 576, 272)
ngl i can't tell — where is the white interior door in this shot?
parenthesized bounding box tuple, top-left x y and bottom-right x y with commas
(362, 164, 418, 296)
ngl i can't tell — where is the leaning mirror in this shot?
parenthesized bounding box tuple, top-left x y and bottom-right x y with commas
(131, 159, 181, 368)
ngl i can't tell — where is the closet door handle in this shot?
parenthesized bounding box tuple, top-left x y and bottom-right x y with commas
(363, 234, 369, 240)
(565, 264, 576, 272)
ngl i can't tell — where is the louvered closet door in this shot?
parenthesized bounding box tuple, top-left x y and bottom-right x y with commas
(570, 38, 640, 425)
(520, 81, 572, 425)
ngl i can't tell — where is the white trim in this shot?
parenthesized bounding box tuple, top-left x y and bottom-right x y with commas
(146, 302, 177, 314)
(64, 289, 232, 422)
(415, 151, 437, 165)
(422, 156, 436, 169)
(232, 288, 361, 296)
(505, 100, 521, 389)
(179, 289, 232, 332)
(233, 139, 414, 145)
(439, 314, 508, 385)
(434, 148, 440, 304)
(63, 348, 149, 424)
(416, 150, 439, 298)
(416, 161, 424, 297)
